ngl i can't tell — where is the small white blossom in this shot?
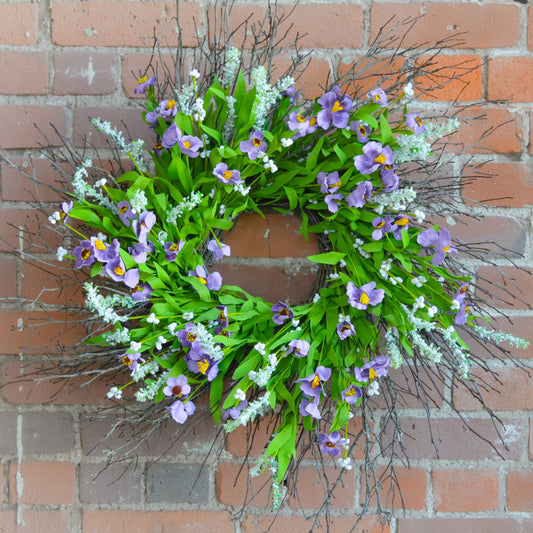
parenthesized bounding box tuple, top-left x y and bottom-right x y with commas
(155, 335, 167, 351)
(130, 341, 142, 352)
(146, 313, 160, 324)
(183, 312, 194, 321)
(234, 388, 246, 401)
(337, 457, 352, 470)
(48, 211, 61, 224)
(427, 305, 438, 318)
(414, 209, 426, 223)
(367, 381, 380, 396)
(56, 246, 68, 261)
(189, 68, 200, 79)
(403, 82, 414, 97)
(106, 386, 122, 399)
(281, 137, 293, 147)
(95, 178, 107, 187)
(414, 296, 425, 309)
(451, 299, 461, 311)
(313, 293, 321, 303)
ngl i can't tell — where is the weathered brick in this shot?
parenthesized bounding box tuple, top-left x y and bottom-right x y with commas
(397, 518, 533, 533)
(0, 260, 17, 299)
(0, 412, 17, 455)
(380, 416, 523, 461)
(0, 3, 39, 45)
(272, 55, 331, 99)
(432, 468, 499, 512)
(371, 4, 520, 49)
(0, 52, 48, 95)
(53, 51, 117, 95)
(22, 411, 74, 455)
(0, 106, 67, 150)
(146, 464, 209, 503)
(122, 53, 176, 98)
(216, 463, 271, 507)
(79, 462, 143, 504)
(507, 471, 533, 512)
(475, 266, 533, 310)
(51, 1, 200, 47)
(0, 510, 70, 533)
(462, 162, 533, 208)
(82, 511, 235, 533)
(8, 461, 75, 504)
(73, 107, 154, 149)
(488, 57, 533, 103)
(0, 464, 4, 502)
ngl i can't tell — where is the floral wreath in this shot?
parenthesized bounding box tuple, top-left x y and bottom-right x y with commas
(47, 49, 527, 507)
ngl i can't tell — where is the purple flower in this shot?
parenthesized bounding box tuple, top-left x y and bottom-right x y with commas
(453, 283, 469, 304)
(347, 281, 385, 310)
(164, 240, 184, 261)
(132, 211, 156, 244)
(105, 256, 140, 288)
(405, 113, 426, 135)
(206, 240, 230, 263)
(318, 431, 348, 457)
(91, 236, 120, 263)
(189, 265, 222, 291)
(177, 323, 202, 350)
(354, 355, 391, 382)
(336, 319, 355, 340)
(392, 214, 410, 240)
(213, 162, 243, 186)
(287, 112, 318, 138)
(297, 366, 331, 398)
(316, 86, 353, 129)
(417, 228, 457, 266)
(129, 242, 152, 264)
(167, 399, 196, 424)
(134, 75, 156, 94)
(271, 301, 294, 325)
(216, 305, 229, 327)
(282, 85, 299, 103)
(325, 192, 344, 213)
(317, 171, 342, 194)
(240, 131, 267, 160)
(350, 120, 371, 143)
(372, 215, 394, 240)
(354, 141, 394, 176)
(59, 201, 73, 223)
(130, 282, 153, 301)
(163, 375, 191, 398)
(162, 123, 180, 149)
(186, 349, 219, 381)
(118, 352, 143, 371)
(158, 99, 178, 120)
(223, 399, 248, 421)
(342, 384, 363, 404)
(162, 124, 202, 158)
(73, 240, 95, 268)
(287, 339, 310, 358)
(346, 181, 372, 208)
(368, 87, 388, 106)
(117, 201, 136, 226)
(299, 396, 322, 419)
(455, 301, 472, 325)
(381, 169, 399, 192)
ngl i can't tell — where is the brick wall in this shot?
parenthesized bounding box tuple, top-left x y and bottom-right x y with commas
(1, 1, 532, 532)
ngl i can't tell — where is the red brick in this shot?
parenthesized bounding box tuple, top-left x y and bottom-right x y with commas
(371, 4, 520, 49)
(361, 466, 427, 511)
(416, 54, 482, 102)
(122, 53, 177, 98)
(0, 52, 48, 95)
(1, 157, 65, 203)
(432, 468, 499, 512)
(208, 4, 362, 50)
(450, 107, 523, 154)
(82, 511, 234, 533)
(462, 162, 533, 208)
(0, 4, 38, 45)
(476, 266, 533, 310)
(273, 55, 331, 100)
(0, 106, 67, 149)
(453, 367, 533, 411)
(487, 316, 533, 359)
(0, 260, 17, 299)
(1, 359, 117, 405)
(488, 57, 533, 103)
(242, 515, 390, 533)
(0, 510, 70, 533)
(216, 463, 272, 507)
(53, 51, 116, 95)
(397, 518, 533, 533)
(507, 471, 533, 511)
(51, 2, 200, 47)
(73, 107, 154, 149)
(9, 461, 75, 505)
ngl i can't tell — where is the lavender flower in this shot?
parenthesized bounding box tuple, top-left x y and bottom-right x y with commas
(129, 242, 152, 264)
(392, 214, 410, 239)
(73, 240, 95, 268)
(317, 171, 341, 194)
(167, 399, 196, 424)
(105, 256, 140, 288)
(287, 112, 318, 138)
(132, 211, 156, 244)
(372, 215, 394, 240)
(455, 301, 472, 325)
(346, 181, 372, 208)
(186, 349, 219, 381)
(297, 366, 331, 398)
(130, 282, 153, 301)
(189, 265, 222, 291)
(325, 192, 344, 213)
(317, 86, 353, 129)
(163, 375, 191, 398)
(118, 352, 143, 372)
(164, 240, 184, 261)
(354, 355, 391, 382)
(318, 431, 348, 457)
(342, 384, 363, 404)
(405, 113, 426, 135)
(299, 396, 322, 419)
(271, 301, 294, 325)
(162, 124, 203, 158)
(134, 75, 156, 94)
(354, 141, 394, 176)
(91, 236, 119, 263)
(223, 399, 248, 421)
(287, 339, 310, 358)
(368, 87, 388, 106)
(117, 201, 136, 226)
(346, 281, 385, 310)
(213, 162, 243, 185)
(240, 131, 267, 160)
(417, 228, 457, 266)
(336, 319, 356, 340)
(350, 120, 371, 142)
(177, 323, 202, 350)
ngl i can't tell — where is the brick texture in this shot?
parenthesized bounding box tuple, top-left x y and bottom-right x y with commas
(0, 4, 39, 45)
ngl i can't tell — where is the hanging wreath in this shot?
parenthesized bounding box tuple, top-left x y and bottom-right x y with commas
(38, 44, 527, 512)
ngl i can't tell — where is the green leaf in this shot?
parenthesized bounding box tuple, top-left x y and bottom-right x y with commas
(333, 144, 348, 165)
(283, 186, 298, 210)
(380, 114, 394, 146)
(307, 251, 346, 265)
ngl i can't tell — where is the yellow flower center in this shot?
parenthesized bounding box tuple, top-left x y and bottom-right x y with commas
(198, 276, 207, 285)
(465, 306, 471, 314)
(311, 374, 320, 388)
(81, 248, 91, 260)
(167, 100, 175, 110)
(119, 205, 129, 214)
(359, 292, 370, 305)
(187, 333, 198, 342)
(252, 137, 262, 148)
(376, 221, 385, 229)
(309, 117, 317, 126)
(442, 246, 450, 252)
(332, 100, 344, 113)
(296, 114, 306, 123)
(154, 142, 163, 150)
(369, 368, 377, 380)
(332, 180, 342, 188)
(169, 243, 180, 251)
(416, 116, 423, 126)
(374, 154, 387, 165)
(358, 126, 367, 135)
(122, 355, 133, 366)
(114, 265, 125, 276)
(345, 387, 356, 396)
(373, 93, 381, 103)
(138, 76, 148, 84)
(460, 286, 468, 294)
(94, 239, 106, 250)
(326, 441, 336, 448)
(197, 359, 210, 375)
(396, 217, 409, 226)
(222, 170, 233, 181)
(183, 141, 191, 149)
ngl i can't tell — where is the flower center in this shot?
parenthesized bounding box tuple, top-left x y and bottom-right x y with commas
(369, 367, 377, 380)
(396, 217, 408, 226)
(376, 221, 385, 229)
(442, 246, 450, 252)
(345, 387, 356, 396)
(183, 141, 191, 149)
(332, 100, 344, 113)
(222, 170, 233, 181)
(197, 359, 209, 375)
(198, 276, 207, 285)
(169, 243, 180, 251)
(326, 441, 336, 448)
(296, 114, 306, 123)
(309, 117, 317, 126)
(167, 100, 175, 110)
(154, 142, 163, 150)
(340, 324, 351, 333)
(460, 286, 468, 294)
(122, 355, 133, 366)
(374, 154, 387, 165)
(94, 239, 107, 250)
(172, 385, 183, 397)
(359, 292, 370, 305)
(81, 248, 91, 260)
(373, 93, 381, 103)
(416, 116, 423, 126)
(252, 137, 262, 148)
(358, 126, 367, 135)
(119, 205, 129, 214)
(114, 265, 125, 276)
(311, 374, 320, 388)
(138, 76, 148, 84)
(187, 333, 197, 342)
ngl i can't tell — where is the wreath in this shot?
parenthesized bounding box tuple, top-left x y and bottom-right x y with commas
(39, 44, 527, 512)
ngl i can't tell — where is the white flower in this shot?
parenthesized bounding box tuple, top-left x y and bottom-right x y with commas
(403, 82, 414, 97)
(168, 322, 178, 334)
(367, 381, 380, 396)
(329, 273, 340, 280)
(281, 137, 293, 147)
(414, 296, 425, 309)
(451, 299, 461, 311)
(248, 370, 258, 381)
(414, 209, 426, 223)
(130, 341, 142, 352)
(155, 335, 167, 351)
(313, 293, 321, 303)
(183, 312, 194, 321)
(95, 178, 107, 187)
(428, 305, 438, 318)
(190, 68, 200, 79)
(254, 342, 266, 355)
(106, 386, 122, 399)
(146, 313, 160, 324)
(234, 388, 246, 401)
(56, 246, 68, 261)
(337, 457, 352, 470)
